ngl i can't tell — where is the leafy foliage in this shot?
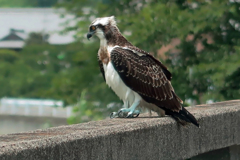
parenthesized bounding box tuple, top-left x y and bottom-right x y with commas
(25, 32, 49, 45)
(0, 0, 58, 7)
(221, 67, 240, 100)
(67, 90, 105, 124)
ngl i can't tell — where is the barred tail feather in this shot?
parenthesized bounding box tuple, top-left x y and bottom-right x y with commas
(165, 107, 200, 128)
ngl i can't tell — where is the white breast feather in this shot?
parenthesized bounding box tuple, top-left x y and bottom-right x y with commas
(103, 62, 135, 106)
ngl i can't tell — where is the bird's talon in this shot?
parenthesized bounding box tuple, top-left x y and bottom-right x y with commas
(110, 112, 118, 119)
(117, 110, 125, 118)
(126, 114, 133, 118)
(126, 112, 139, 118)
(133, 113, 140, 118)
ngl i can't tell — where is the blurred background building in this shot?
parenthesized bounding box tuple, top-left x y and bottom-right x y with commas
(0, 8, 74, 46)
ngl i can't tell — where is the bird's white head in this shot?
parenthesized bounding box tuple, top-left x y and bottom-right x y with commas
(87, 16, 117, 40)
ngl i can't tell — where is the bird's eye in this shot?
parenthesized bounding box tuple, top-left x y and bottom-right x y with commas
(91, 26, 96, 31)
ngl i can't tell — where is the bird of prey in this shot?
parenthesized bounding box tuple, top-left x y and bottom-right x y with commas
(87, 16, 199, 127)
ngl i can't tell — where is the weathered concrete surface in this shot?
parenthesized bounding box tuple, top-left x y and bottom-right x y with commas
(0, 100, 239, 160)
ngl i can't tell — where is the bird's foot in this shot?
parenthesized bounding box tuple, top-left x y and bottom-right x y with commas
(110, 112, 118, 119)
(110, 108, 140, 118)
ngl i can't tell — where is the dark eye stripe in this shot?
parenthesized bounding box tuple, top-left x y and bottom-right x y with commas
(97, 24, 103, 28)
(89, 24, 104, 32)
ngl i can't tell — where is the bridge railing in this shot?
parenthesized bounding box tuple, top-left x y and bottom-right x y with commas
(0, 100, 239, 160)
(0, 98, 72, 118)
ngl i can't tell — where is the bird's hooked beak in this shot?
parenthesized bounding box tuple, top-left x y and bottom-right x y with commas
(87, 31, 95, 40)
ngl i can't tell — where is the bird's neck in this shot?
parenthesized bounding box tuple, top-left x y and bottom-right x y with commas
(98, 31, 131, 65)
(108, 33, 131, 47)
(99, 34, 131, 50)
(99, 38, 108, 48)
(104, 26, 132, 47)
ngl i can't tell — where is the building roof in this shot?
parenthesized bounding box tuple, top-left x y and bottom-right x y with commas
(1, 33, 23, 41)
(0, 29, 27, 41)
(0, 29, 28, 49)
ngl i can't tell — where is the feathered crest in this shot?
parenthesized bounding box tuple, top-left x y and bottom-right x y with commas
(92, 16, 117, 26)
(108, 16, 116, 26)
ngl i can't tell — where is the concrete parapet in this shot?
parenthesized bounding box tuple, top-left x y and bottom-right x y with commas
(0, 100, 240, 160)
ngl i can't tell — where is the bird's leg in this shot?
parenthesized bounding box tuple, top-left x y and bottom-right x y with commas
(110, 101, 129, 119)
(124, 100, 129, 108)
(117, 101, 140, 118)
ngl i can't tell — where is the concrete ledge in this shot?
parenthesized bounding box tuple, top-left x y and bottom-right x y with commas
(0, 100, 240, 160)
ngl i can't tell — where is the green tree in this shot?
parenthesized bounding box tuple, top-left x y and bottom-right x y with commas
(25, 32, 49, 45)
(67, 90, 104, 124)
(0, 49, 19, 63)
(0, 49, 37, 97)
(221, 67, 240, 100)
(0, 0, 58, 7)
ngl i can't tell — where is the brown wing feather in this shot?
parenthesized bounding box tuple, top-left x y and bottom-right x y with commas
(127, 46, 172, 81)
(111, 47, 182, 112)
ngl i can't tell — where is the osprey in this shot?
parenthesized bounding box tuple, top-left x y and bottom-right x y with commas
(87, 16, 199, 127)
